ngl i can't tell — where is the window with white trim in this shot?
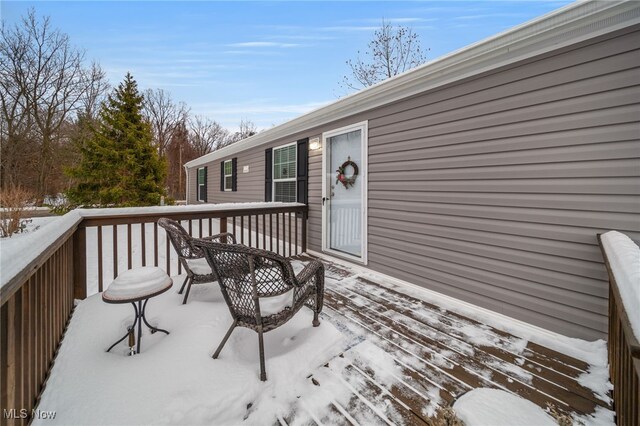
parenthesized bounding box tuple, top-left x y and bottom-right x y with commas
(197, 167, 206, 201)
(223, 160, 233, 191)
(273, 143, 297, 202)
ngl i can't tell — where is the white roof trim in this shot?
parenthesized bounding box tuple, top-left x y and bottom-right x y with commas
(185, 0, 640, 169)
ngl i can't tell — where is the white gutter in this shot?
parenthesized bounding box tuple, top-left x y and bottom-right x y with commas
(185, 0, 640, 169)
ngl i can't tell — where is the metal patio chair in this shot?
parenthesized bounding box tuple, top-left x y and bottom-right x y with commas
(192, 239, 325, 381)
(158, 218, 236, 304)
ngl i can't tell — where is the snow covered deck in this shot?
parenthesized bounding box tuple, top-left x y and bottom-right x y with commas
(35, 255, 613, 425)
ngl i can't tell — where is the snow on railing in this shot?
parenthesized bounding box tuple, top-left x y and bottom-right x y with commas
(598, 231, 640, 425)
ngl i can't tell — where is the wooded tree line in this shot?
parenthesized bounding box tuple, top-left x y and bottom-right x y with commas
(1, 10, 256, 204)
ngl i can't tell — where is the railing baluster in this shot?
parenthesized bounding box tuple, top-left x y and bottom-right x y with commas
(24, 282, 31, 412)
(262, 214, 266, 249)
(301, 209, 307, 254)
(232, 216, 237, 240)
(256, 215, 264, 248)
(199, 219, 202, 238)
(113, 225, 118, 279)
(276, 214, 280, 255)
(22, 279, 30, 411)
(177, 221, 183, 275)
(295, 213, 298, 256)
(288, 212, 292, 257)
(141, 223, 146, 267)
(5, 297, 16, 415)
(248, 215, 252, 247)
(240, 216, 244, 245)
(29, 276, 36, 409)
(208, 218, 212, 236)
(127, 223, 132, 270)
(188, 219, 192, 236)
(154, 222, 159, 267)
(269, 214, 273, 252)
(166, 232, 171, 276)
(98, 226, 103, 292)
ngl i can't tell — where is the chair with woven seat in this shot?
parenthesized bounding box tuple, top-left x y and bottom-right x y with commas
(192, 239, 325, 381)
(158, 218, 236, 304)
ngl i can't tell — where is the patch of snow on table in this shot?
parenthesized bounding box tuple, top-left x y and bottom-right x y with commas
(33, 277, 346, 425)
(600, 231, 640, 340)
(453, 388, 556, 426)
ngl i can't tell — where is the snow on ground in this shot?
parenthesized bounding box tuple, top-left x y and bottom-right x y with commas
(35, 275, 346, 425)
(600, 231, 640, 340)
(453, 388, 556, 426)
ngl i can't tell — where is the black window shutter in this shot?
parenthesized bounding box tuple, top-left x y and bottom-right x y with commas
(195, 168, 200, 201)
(296, 138, 308, 204)
(220, 161, 225, 191)
(231, 157, 237, 192)
(203, 167, 208, 202)
(265, 148, 273, 202)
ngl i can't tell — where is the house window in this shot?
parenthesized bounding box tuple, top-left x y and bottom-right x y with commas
(223, 160, 233, 191)
(197, 167, 206, 202)
(273, 143, 297, 202)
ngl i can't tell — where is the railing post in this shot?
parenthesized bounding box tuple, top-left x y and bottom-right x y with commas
(73, 226, 87, 300)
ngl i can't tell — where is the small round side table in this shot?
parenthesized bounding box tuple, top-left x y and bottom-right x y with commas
(102, 267, 173, 355)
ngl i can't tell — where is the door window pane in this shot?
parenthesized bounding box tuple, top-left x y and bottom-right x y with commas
(328, 129, 362, 257)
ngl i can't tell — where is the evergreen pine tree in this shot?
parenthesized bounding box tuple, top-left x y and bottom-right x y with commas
(67, 73, 167, 207)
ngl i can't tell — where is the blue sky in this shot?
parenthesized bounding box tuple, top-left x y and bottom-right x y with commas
(3, 1, 573, 130)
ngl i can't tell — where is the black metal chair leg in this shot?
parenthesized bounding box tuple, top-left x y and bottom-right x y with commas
(258, 328, 266, 381)
(178, 275, 189, 295)
(313, 311, 320, 327)
(182, 278, 193, 304)
(213, 320, 237, 359)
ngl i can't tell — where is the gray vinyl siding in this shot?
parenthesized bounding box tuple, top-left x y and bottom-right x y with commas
(187, 26, 640, 340)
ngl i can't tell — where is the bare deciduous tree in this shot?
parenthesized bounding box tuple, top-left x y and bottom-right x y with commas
(166, 120, 197, 200)
(342, 20, 428, 90)
(80, 62, 109, 119)
(143, 88, 189, 158)
(225, 118, 257, 145)
(1, 9, 104, 201)
(188, 115, 229, 156)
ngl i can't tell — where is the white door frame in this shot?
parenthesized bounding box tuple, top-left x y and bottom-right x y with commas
(321, 121, 368, 265)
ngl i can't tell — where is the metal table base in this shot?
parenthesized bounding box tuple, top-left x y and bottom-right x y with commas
(106, 299, 169, 355)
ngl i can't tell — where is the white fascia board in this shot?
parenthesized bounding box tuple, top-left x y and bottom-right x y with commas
(185, 0, 640, 169)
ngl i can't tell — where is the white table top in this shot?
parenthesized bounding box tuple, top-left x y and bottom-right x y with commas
(102, 267, 172, 303)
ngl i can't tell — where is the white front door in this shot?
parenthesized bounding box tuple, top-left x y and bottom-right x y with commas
(322, 122, 367, 264)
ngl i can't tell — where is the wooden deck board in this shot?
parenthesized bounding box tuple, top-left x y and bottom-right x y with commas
(286, 256, 610, 425)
